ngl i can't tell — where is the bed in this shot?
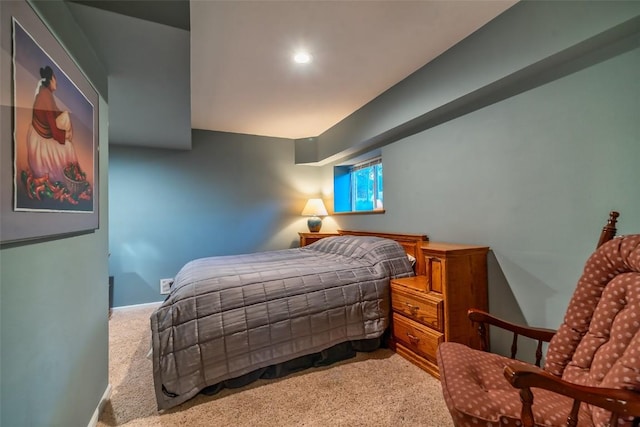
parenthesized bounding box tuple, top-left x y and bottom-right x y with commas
(150, 230, 428, 410)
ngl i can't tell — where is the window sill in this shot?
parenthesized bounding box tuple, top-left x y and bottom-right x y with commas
(333, 209, 386, 216)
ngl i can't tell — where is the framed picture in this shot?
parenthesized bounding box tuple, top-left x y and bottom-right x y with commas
(0, 1, 100, 244)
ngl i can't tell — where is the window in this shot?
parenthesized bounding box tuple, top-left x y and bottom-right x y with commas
(334, 157, 383, 213)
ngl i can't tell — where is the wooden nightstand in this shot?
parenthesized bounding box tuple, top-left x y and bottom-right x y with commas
(390, 242, 489, 378)
(298, 232, 339, 247)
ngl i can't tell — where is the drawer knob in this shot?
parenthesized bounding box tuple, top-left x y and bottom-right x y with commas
(406, 333, 420, 345)
(405, 302, 420, 315)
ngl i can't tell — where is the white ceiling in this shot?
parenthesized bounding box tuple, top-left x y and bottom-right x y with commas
(190, 0, 518, 140)
(68, 0, 517, 148)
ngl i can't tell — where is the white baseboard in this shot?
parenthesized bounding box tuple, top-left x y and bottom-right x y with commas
(87, 383, 111, 427)
(111, 301, 162, 311)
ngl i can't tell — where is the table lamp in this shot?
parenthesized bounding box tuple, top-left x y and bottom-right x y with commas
(301, 198, 328, 232)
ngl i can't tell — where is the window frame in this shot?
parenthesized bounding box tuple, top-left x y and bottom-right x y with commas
(333, 156, 385, 215)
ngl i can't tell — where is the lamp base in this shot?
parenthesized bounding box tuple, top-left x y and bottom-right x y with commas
(307, 216, 322, 232)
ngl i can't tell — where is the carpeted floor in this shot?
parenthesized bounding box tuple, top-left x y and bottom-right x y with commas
(98, 303, 454, 427)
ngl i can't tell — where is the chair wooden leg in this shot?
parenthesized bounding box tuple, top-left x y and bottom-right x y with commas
(608, 411, 621, 427)
(519, 387, 535, 427)
(567, 400, 580, 427)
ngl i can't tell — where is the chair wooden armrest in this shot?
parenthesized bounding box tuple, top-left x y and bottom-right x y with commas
(504, 364, 640, 427)
(468, 308, 556, 366)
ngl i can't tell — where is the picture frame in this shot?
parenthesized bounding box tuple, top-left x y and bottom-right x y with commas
(0, 1, 100, 244)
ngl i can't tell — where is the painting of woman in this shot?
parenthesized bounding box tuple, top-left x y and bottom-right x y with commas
(27, 65, 78, 184)
(12, 19, 94, 212)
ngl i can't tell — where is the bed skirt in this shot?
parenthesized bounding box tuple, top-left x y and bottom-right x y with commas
(198, 335, 386, 397)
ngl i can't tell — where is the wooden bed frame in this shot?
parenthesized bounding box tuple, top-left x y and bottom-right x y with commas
(338, 229, 429, 275)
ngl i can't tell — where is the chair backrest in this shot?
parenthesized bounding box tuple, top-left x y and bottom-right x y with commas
(544, 234, 640, 425)
(596, 211, 620, 249)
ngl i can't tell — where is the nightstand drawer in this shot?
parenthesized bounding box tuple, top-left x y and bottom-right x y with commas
(392, 312, 443, 363)
(390, 284, 444, 332)
(390, 276, 428, 293)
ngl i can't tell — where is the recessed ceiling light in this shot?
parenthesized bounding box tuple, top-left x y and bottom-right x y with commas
(293, 51, 312, 64)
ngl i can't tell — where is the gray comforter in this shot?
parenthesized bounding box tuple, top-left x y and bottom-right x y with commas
(150, 235, 414, 410)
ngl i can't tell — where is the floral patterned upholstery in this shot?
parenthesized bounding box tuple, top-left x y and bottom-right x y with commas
(437, 234, 640, 427)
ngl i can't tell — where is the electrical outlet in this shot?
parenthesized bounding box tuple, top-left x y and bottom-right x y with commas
(160, 278, 174, 295)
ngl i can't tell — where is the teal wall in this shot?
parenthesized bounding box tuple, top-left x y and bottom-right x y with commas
(0, 107, 110, 426)
(108, 130, 322, 307)
(326, 45, 640, 341)
(0, 1, 109, 426)
(317, 2, 640, 355)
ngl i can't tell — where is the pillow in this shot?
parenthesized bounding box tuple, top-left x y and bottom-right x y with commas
(306, 235, 414, 276)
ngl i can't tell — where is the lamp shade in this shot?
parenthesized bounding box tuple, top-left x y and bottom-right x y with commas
(301, 198, 328, 217)
(301, 198, 328, 232)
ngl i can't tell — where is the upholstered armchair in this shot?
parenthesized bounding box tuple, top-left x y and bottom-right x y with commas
(437, 216, 640, 426)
